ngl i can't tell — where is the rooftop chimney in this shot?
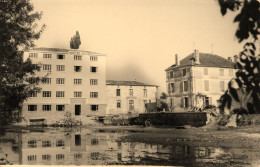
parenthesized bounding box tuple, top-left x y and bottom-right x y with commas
(228, 57, 232, 61)
(194, 49, 200, 64)
(234, 55, 238, 63)
(175, 54, 178, 66)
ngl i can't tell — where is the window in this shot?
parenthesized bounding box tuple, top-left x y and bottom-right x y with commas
(28, 155, 36, 161)
(129, 100, 134, 110)
(43, 54, 52, 59)
(90, 56, 98, 61)
(91, 105, 98, 111)
(42, 91, 51, 97)
(168, 84, 171, 93)
(220, 81, 225, 92)
(29, 53, 38, 58)
(170, 98, 174, 107)
(57, 54, 65, 59)
(117, 100, 121, 108)
(56, 65, 65, 71)
(90, 92, 98, 98)
(170, 83, 174, 93)
(91, 152, 99, 160)
(56, 154, 64, 160)
(219, 69, 224, 76)
(91, 139, 99, 145)
(204, 80, 209, 91)
(90, 66, 98, 73)
(42, 78, 51, 84)
(143, 89, 147, 97)
(56, 140, 65, 147)
(28, 140, 37, 148)
(90, 79, 98, 85)
(28, 105, 37, 111)
(129, 89, 133, 96)
(29, 91, 37, 97)
(56, 105, 65, 111)
(229, 69, 233, 76)
(42, 105, 51, 111)
(74, 66, 82, 72)
(56, 91, 65, 98)
(28, 77, 38, 84)
(182, 68, 186, 76)
(116, 89, 120, 96)
(204, 68, 208, 75)
(75, 135, 81, 146)
(74, 153, 82, 159)
(183, 81, 188, 91)
(74, 55, 82, 60)
(42, 140, 51, 147)
(56, 78, 65, 84)
(205, 97, 210, 106)
(74, 79, 82, 85)
(74, 92, 82, 98)
(43, 64, 51, 71)
(42, 155, 51, 161)
(75, 105, 81, 115)
(169, 71, 174, 78)
(184, 97, 189, 108)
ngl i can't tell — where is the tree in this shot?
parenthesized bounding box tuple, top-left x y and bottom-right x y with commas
(70, 31, 81, 49)
(160, 92, 168, 99)
(218, 0, 260, 115)
(0, 0, 45, 126)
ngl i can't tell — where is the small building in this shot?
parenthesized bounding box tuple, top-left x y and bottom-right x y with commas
(22, 48, 107, 125)
(165, 50, 236, 111)
(106, 80, 158, 115)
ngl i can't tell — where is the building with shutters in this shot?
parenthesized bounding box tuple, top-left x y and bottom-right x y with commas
(106, 80, 158, 115)
(22, 48, 107, 125)
(165, 50, 236, 112)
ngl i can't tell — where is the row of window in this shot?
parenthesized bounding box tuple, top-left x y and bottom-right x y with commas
(116, 88, 147, 97)
(28, 104, 99, 112)
(116, 100, 148, 109)
(168, 68, 234, 79)
(29, 91, 99, 98)
(29, 53, 98, 61)
(28, 139, 64, 148)
(170, 96, 212, 108)
(168, 80, 226, 93)
(29, 78, 98, 85)
(42, 65, 98, 72)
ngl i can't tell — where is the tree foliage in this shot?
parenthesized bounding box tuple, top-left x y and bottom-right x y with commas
(160, 92, 168, 99)
(0, 0, 45, 126)
(70, 31, 81, 49)
(218, 0, 260, 115)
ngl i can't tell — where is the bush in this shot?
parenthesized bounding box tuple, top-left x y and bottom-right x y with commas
(51, 112, 81, 127)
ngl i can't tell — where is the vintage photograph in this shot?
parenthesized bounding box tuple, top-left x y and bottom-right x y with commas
(0, 0, 260, 166)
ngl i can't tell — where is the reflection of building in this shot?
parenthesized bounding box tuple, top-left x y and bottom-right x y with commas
(22, 48, 107, 125)
(165, 50, 236, 111)
(106, 80, 158, 115)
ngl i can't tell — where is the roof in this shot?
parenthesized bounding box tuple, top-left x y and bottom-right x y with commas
(106, 80, 158, 87)
(166, 52, 236, 71)
(30, 47, 103, 55)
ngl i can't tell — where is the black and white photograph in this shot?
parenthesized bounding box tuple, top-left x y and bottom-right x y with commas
(0, 0, 260, 166)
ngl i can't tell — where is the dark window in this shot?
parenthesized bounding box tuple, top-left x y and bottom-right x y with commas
(75, 105, 81, 115)
(184, 97, 189, 108)
(116, 89, 120, 96)
(183, 69, 186, 76)
(28, 105, 37, 111)
(28, 140, 37, 148)
(170, 71, 174, 78)
(57, 54, 65, 59)
(75, 135, 81, 146)
(90, 66, 98, 73)
(91, 105, 98, 111)
(56, 140, 64, 147)
(91, 139, 99, 145)
(170, 83, 174, 92)
(74, 66, 82, 72)
(56, 105, 65, 111)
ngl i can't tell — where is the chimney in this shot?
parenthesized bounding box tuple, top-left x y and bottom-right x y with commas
(194, 49, 200, 64)
(175, 54, 178, 66)
(228, 57, 232, 61)
(234, 55, 238, 63)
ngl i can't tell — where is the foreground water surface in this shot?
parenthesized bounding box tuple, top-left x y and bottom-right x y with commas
(0, 127, 259, 166)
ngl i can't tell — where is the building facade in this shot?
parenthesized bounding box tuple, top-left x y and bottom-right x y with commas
(166, 50, 236, 111)
(22, 48, 107, 125)
(106, 80, 158, 115)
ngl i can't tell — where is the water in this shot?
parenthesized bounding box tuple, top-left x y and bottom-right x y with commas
(0, 127, 259, 166)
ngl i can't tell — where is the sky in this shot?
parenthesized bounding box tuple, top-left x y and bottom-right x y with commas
(32, 0, 245, 93)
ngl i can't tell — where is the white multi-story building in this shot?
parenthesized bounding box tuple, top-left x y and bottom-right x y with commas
(22, 48, 107, 125)
(165, 50, 236, 111)
(106, 80, 158, 115)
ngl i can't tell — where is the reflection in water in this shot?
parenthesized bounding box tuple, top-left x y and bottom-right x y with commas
(0, 128, 259, 166)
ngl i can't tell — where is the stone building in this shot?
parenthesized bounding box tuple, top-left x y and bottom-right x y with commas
(106, 80, 158, 115)
(22, 48, 107, 125)
(165, 50, 236, 111)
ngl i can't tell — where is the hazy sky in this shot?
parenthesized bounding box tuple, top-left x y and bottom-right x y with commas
(32, 0, 245, 92)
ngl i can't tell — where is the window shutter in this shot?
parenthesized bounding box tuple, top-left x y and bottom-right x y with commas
(180, 82, 183, 93)
(180, 98, 184, 108)
(209, 97, 212, 105)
